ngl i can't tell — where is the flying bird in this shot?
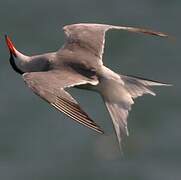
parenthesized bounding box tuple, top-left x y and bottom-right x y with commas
(5, 23, 170, 147)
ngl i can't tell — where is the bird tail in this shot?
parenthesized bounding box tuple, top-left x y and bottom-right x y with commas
(98, 76, 134, 149)
(98, 73, 171, 149)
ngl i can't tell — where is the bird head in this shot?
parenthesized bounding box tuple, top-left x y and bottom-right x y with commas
(5, 35, 51, 74)
(5, 35, 29, 74)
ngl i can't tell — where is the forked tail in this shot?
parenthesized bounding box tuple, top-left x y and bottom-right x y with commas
(99, 74, 171, 149)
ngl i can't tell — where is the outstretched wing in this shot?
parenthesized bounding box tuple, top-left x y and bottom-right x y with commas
(62, 23, 168, 62)
(23, 69, 104, 134)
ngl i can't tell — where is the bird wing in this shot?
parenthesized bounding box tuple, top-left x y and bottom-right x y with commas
(23, 69, 104, 134)
(62, 23, 168, 63)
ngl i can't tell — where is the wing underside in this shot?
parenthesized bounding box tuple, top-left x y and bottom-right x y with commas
(23, 70, 103, 134)
(62, 23, 168, 62)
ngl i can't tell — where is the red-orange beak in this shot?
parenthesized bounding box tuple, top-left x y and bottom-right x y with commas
(5, 35, 17, 57)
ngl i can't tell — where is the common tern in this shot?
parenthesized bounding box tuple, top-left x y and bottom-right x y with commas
(5, 23, 170, 148)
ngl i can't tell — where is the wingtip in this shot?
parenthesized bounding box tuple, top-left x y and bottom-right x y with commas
(96, 128, 104, 134)
(141, 29, 169, 38)
(164, 83, 173, 87)
(88, 122, 104, 134)
(157, 82, 173, 87)
(157, 32, 169, 38)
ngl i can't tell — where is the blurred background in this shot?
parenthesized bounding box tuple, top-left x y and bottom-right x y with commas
(0, 0, 180, 179)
